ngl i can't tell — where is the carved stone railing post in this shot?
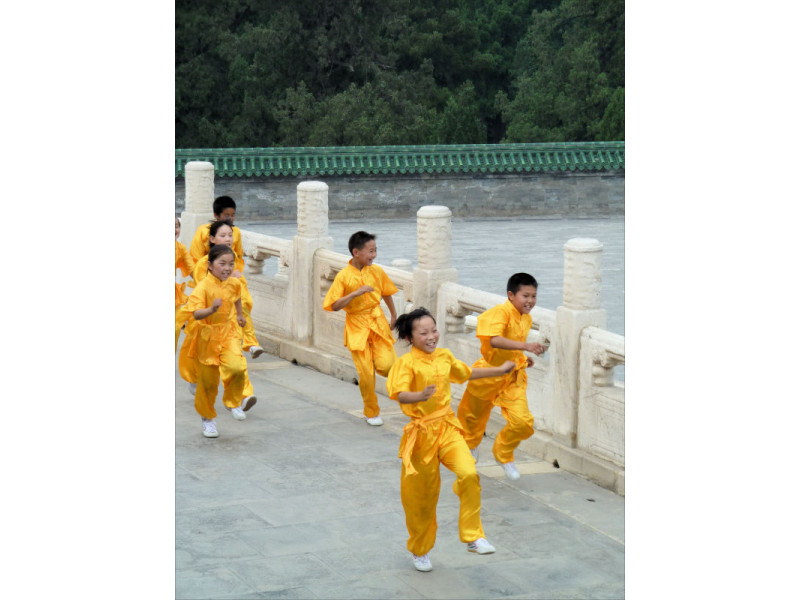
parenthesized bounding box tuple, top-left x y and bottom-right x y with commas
(179, 161, 215, 247)
(552, 238, 607, 447)
(291, 181, 333, 344)
(413, 206, 458, 317)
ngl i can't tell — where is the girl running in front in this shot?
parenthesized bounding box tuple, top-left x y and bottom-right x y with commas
(179, 219, 259, 417)
(183, 244, 248, 438)
(385, 307, 515, 572)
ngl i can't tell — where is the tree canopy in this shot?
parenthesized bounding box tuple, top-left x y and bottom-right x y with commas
(176, 0, 623, 148)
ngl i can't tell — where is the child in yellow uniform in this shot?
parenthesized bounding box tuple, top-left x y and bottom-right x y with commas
(175, 218, 195, 351)
(184, 245, 249, 438)
(323, 231, 397, 426)
(386, 308, 515, 572)
(456, 273, 546, 481)
(188, 195, 244, 267)
(192, 220, 263, 358)
(187, 201, 264, 357)
(179, 220, 258, 417)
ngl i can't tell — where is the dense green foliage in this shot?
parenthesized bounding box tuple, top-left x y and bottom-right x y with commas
(176, 0, 623, 148)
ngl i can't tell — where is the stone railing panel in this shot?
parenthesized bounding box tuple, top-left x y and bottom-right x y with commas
(577, 326, 625, 467)
(239, 230, 292, 339)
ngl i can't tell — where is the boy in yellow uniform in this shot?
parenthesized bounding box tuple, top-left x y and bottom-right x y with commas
(323, 231, 398, 426)
(188, 195, 244, 274)
(456, 273, 546, 480)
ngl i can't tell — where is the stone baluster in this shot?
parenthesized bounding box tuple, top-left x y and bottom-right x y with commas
(552, 238, 607, 447)
(290, 181, 333, 344)
(391, 258, 413, 271)
(445, 304, 468, 334)
(245, 249, 269, 275)
(412, 206, 458, 316)
(179, 161, 215, 247)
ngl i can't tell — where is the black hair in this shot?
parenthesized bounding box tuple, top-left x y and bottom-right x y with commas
(213, 195, 237, 216)
(208, 219, 233, 239)
(348, 230, 376, 255)
(393, 307, 436, 343)
(507, 272, 538, 294)
(208, 244, 235, 265)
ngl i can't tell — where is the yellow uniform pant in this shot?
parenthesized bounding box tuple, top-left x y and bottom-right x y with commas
(175, 307, 184, 351)
(239, 285, 260, 351)
(400, 422, 485, 556)
(457, 367, 534, 464)
(350, 330, 396, 418)
(240, 307, 259, 351)
(179, 319, 255, 401)
(194, 348, 247, 419)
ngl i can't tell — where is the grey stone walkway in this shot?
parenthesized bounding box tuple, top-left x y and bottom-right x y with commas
(175, 349, 625, 599)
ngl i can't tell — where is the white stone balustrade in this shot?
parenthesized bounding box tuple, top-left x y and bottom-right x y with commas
(180, 178, 625, 494)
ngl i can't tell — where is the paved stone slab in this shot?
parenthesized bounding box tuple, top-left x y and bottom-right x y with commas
(176, 350, 624, 599)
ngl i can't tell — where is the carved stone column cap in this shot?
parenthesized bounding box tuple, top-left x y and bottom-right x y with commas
(564, 238, 603, 252)
(416, 205, 452, 218)
(297, 181, 329, 192)
(184, 161, 215, 172)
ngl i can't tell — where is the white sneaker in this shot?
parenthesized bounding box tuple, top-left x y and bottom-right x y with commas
(231, 407, 246, 420)
(412, 553, 432, 572)
(499, 461, 521, 481)
(188, 382, 196, 396)
(366, 415, 384, 426)
(249, 346, 264, 359)
(201, 418, 218, 438)
(242, 395, 257, 411)
(469, 447, 479, 462)
(467, 537, 496, 554)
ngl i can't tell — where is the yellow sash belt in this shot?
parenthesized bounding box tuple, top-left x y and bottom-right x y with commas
(400, 405, 457, 476)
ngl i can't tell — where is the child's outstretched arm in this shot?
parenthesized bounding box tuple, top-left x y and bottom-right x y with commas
(235, 298, 246, 327)
(490, 336, 546, 356)
(329, 285, 374, 311)
(469, 360, 516, 380)
(382, 294, 397, 329)
(397, 385, 436, 404)
(193, 298, 222, 320)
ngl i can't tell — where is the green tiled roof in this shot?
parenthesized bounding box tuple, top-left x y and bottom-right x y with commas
(175, 142, 624, 178)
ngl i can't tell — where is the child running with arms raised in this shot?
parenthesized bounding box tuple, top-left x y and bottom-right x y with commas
(179, 219, 259, 419)
(183, 244, 248, 438)
(386, 308, 515, 572)
(457, 273, 546, 480)
(323, 231, 397, 426)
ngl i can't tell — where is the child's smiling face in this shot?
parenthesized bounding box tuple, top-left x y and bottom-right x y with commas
(352, 239, 377, 269)
(209, 252, 235, 281)
(508, 284, 537, 314)
(409, 315, 439, 354)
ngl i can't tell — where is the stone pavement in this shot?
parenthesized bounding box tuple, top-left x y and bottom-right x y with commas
(175, 349, 625, 599)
